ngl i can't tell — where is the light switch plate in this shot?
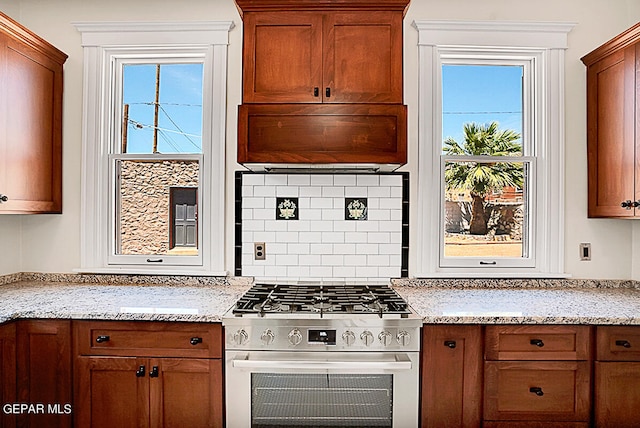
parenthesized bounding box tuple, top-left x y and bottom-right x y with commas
(579, 243, 591, 261)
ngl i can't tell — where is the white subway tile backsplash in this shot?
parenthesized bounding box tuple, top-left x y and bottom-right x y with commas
(238, 173, 406, 282)
(311, 175, 333, 186)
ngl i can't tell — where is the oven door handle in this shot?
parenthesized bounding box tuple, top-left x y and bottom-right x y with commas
(232, 353, 413, 370)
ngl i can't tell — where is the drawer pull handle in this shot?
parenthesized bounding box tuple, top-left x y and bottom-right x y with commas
(530, 339, 544, 347)
(616, 340, 632, 348)
(190, 337, 203, 346)
(96, 335, 110, 343)
(529, 387, 544, 396)
(149, 366, 159, 378)
(135, 365, 145, 377)
(444, 340, 457, 349)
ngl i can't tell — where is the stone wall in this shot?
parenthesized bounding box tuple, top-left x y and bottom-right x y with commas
(118, 160, 198, 255)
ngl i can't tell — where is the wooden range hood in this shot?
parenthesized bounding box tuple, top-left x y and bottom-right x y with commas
(235, 0, 410, 171)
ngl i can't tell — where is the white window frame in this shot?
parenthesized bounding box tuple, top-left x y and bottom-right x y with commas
(413, 20, 574, 278)
(74, 21, 233, 275)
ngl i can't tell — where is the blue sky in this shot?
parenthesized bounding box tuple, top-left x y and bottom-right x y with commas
(442, 64, 523, 149)
(122, 63, 203, 154)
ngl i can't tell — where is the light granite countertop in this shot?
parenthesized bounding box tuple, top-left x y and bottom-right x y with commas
(0, 280, 252, 324)
(2, 274, 640, 325)
(393, 285, 640, 325)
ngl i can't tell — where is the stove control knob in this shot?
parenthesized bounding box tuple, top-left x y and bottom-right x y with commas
(342, 330, 356, 346)
(378, 331, 393, 347)
(232, 329, 249, 346)
(260, 329, 275, 346)
(360, 330, 374, 347)
(288, 329, 303, 346)
(397, 330, 411, 347)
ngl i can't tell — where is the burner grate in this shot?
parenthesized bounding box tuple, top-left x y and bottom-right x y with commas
(232, 283, 411, 317)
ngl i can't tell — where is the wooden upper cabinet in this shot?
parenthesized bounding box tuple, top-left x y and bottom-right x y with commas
(242, 10, 402, 104)
(582, 23, 640, 218)
(0, 12, 66, 214)
(236, 0, 409, 167)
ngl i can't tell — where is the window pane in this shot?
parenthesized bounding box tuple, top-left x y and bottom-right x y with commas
(443, 160, 528, 259)
(122, 63, 203, 154)
(116, 159, 199, 256)
(442, 64, 523, 153)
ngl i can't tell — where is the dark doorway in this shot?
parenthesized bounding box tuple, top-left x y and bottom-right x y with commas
(170, 187, 197, 249)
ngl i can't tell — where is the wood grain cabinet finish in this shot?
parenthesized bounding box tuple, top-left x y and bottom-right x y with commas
(73, 321, 223, 428)
(483, 326, 591, 427)
(0, 322, 16, 428)
(581, 22, 640, 218)
(241, 10, 402, 104)
(16, 320, 72, 428)
(0, 12, 66, 214)
(421, 325, 483, 428)
(594, 326, 640, 427)
(235, 0, 409, 167)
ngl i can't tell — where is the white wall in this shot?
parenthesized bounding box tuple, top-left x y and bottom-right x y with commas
(1, 0, 639, 279)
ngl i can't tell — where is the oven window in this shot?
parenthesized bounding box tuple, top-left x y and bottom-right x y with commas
(251, 373, 393, 427)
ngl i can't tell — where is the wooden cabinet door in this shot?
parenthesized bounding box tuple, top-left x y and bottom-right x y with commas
(323, 12, 402, 103)
(75, 356, 150, 428)
(594, 361, 640, 428)
(242, 12, 323, 103)
(585, 44, 637, 217)
(150, 358, 223, 428)
(0, 322, 16, 428)
(421, 325, 483, 428)
(0, 12, 66, 214)
(16, 320, 71, 428)
(484, 361, 591, 423)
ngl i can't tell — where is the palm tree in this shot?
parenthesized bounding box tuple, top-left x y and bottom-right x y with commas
(443, 122, 523, 235)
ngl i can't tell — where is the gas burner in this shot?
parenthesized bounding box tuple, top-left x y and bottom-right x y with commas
(311, 295, 334, 312)
(231, 283, 413, 318)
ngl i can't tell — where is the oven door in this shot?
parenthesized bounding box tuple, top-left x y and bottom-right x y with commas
(225, 351, 419, 428)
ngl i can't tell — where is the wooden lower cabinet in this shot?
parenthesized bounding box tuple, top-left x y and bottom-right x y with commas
(75, 356, 222, 428)
(16, 320, 72, 428)
(594, 362, 640, 428)
(484, 361, 591, 423)
(73, 321, 224, 428)
(421, 325, 483, 428)
(0, 322, 16, 428)
(594, 325, 640, 427)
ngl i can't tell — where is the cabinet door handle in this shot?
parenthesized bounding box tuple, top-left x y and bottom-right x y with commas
(530, 339, 544, 347)
(444, 340, 457, 349)
(313, 87, 319, 97)
(529, 387, 544, 396)
(149, 366, 159, 378)
(0, 194, 7, 203)
(616, 340, 632, 348)
(190, 337, 203, 345)
(135, 365, 145, 377)
(325, 87, 331, 98)
(96, 335, 110, 343)
(621, 200, 636, 209)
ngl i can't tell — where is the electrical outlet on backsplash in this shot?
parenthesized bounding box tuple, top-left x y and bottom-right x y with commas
(235, 172, 409, 283)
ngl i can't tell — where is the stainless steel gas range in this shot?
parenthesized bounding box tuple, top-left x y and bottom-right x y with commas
(223, 283, 422, 428)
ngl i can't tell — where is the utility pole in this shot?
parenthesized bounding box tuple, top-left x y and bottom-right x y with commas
(153, 64, 160, 153)
(122, 103, 129, 153)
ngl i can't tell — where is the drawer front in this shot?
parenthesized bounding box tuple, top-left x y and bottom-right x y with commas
(484, 361, 591, 422)
(73, 321, 222, 358)
(485, 326, 591, 360)
(596, 326, 640, 361)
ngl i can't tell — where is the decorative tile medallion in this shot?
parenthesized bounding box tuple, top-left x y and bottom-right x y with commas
(345, 198, 368, 221)
(276, 197, 299, 220)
